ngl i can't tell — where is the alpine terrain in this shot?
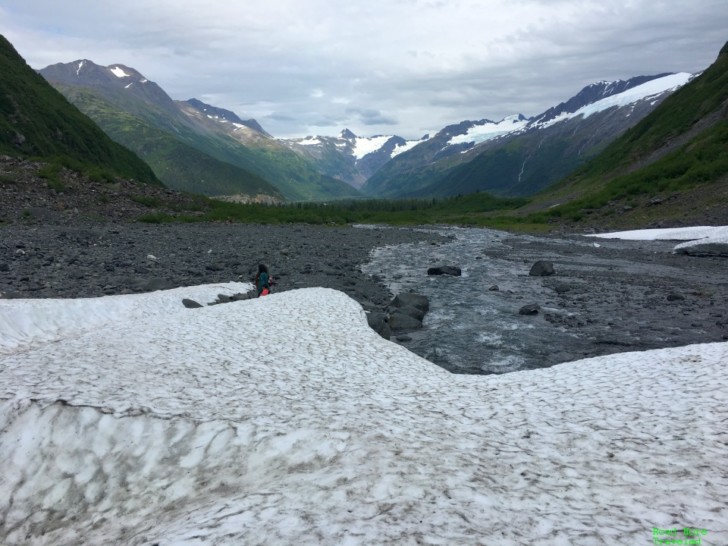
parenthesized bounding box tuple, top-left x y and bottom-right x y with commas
(361, 73, 694, 198)
(39, 61, 361, 202)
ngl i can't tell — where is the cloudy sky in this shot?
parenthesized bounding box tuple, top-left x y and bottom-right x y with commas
(2, 1, 726, 139)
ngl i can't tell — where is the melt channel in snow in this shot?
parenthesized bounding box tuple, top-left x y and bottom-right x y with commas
(1, 279, 726, 544)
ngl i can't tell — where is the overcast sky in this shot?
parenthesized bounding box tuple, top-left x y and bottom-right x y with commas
(2, 1, 726, 139)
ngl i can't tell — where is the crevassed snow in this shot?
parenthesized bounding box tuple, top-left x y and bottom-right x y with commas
(448, 115, 528, 147)
(537, 73, 692, 129)
(1, 274, 726, 544)
(109, 66, 131, 78)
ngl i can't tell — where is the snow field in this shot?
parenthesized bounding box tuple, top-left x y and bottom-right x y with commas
(0, 283, 726, 545)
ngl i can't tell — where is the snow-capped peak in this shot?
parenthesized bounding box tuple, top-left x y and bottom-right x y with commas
(535, 72, 692, 129)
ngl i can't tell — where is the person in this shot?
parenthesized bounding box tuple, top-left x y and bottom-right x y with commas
(254, 263, 271, 297)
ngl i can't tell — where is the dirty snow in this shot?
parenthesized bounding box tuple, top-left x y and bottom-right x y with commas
(588, 225, 728, 252)
(1, 251, 727, 544)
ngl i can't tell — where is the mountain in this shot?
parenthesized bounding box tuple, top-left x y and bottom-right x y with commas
(0, 36, 159, 185)
(526, 41, 728, 229)
(281, 129, 429, 189)
(40, 61, 360, 202)
(361, 73, 692, 198)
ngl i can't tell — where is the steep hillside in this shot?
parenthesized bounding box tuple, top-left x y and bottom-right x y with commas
(528, 41, 728, 229)
(56, 86, 283, 200)
(40, 60, 360, 202)
(0, 35, 159, 185)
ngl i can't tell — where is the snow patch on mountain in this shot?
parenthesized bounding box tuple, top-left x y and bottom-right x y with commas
(392, 135, 430, 157)
(447, 115, 529, 147)
(352, 135, 392, 160)
(109, 66, 130, 79)
(535, 72, 692, 129)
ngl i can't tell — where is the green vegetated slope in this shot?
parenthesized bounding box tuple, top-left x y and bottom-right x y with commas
(59, 86, 283, 199)
(530, 42, 728, 226)
(0, 35, 159, 185)
(41, 60, 361, 202)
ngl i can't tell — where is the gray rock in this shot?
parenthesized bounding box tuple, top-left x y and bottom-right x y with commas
(427, 265, 461, 276)
(389, 310, 423, 332)
(182, 298, 203, 308)
(529, 261, 555, 276)
(366, 311, 391, 339)
(488, 285, 499, 291)
(391, 293, 430, 313)
(519, 303, 540, 315)
(674, 243, 728, 257)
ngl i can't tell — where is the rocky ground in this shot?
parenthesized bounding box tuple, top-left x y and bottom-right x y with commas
(0, 222, 444, 308)
(484, 233, 728, 366)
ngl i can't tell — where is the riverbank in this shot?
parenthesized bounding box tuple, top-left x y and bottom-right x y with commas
(0, 222, 447, 309)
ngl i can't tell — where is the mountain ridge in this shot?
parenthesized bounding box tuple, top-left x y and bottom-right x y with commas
(40, 59, 360, 201)
(0, 36, 159, 186)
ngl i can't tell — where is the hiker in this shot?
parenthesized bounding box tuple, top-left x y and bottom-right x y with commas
(254, 263, 272, 297)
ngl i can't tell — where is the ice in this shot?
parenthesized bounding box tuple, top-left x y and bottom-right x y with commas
(1, 253, 727, 543)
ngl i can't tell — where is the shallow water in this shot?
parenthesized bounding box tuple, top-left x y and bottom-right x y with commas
(362, 225, 728, 375)
(362, 227, 567, 374)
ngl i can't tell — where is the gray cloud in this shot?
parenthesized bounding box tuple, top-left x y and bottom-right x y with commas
(1, 0, 726, 139)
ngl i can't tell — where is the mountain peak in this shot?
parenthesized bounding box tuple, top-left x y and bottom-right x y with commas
(340, 129, 357, 139)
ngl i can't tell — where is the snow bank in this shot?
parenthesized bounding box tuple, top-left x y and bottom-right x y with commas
(587, 225, 728, 254)
(1, 285, 726, 545)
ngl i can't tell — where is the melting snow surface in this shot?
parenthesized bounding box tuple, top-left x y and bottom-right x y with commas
(1, 271, 727, 543)
(588, 225, 728, 252)
(109, 66, 131, 78)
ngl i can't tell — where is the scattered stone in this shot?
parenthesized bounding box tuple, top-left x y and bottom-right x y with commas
(519, 304, 540, 315)
(427, 265, 461, 276)
(529, 261, 555, 277)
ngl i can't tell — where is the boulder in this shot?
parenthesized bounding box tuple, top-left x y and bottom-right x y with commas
(427, 265, 462, 276)
(182, 298, 203, 309)
(529, 261, 555, 276)
(389, 310, 424, 332)
(519, 303, 540, 315)
(391, 293, 430, 313)
(366, 311, 391, 339)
